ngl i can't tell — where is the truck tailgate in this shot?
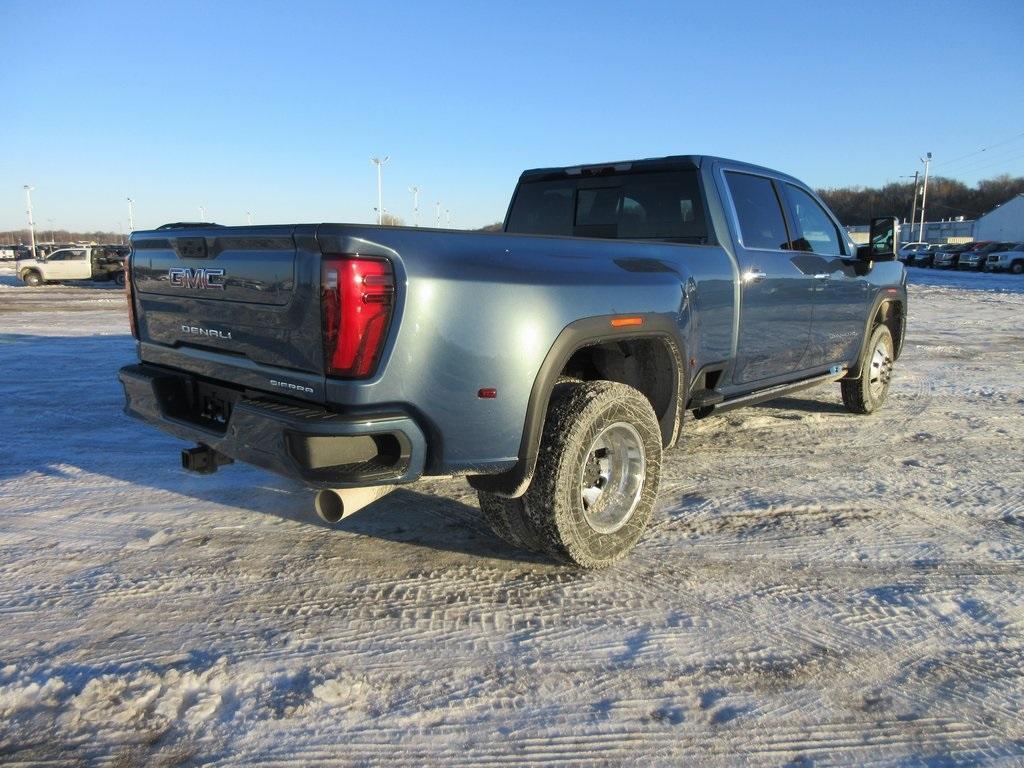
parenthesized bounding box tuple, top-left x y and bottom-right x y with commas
(130, 225, 325, 377)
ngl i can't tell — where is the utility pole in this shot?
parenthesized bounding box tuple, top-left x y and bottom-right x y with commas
(903, 171, 920, 233)
(918, 152, 932, 242)
(408, 186, 420, 226)
(371, 156, 389, 225)
(126, 197, 135, 232)
(435, 201, 441, 227)
(23, 185, 37, 259)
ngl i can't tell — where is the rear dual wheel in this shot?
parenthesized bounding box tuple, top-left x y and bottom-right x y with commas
(478, 380, 662, 568)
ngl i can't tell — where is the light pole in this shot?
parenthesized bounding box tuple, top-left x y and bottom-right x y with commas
(126, 197, 135, 232)
(435, 201, 441, 227)
(918, 152, 932, 242)
(246, 211, 253, 225)
(371, 156, 389, 225)
(199, 205, 207, 221)
(445, 208, 451, 228)
(408, 185, 420, 226)
(23, 185, 37, 259)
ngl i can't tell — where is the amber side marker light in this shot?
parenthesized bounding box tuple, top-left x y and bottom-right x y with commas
(610, 316, 644, 328)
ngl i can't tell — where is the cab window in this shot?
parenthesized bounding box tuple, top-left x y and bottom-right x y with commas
(724, 172, 789, 250)
(783, 184, 845, 256)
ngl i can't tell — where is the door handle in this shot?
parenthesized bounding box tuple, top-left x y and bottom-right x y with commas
(743, 268, 767, 284)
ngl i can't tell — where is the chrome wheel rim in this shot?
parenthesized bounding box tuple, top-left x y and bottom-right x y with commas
(579, 422, 646, 534)
(868, 335, 894, 400)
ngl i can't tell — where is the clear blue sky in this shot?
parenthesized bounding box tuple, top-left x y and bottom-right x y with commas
(2, 0, 1022, 233)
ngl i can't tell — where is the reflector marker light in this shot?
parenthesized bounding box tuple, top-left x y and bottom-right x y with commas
(610, 316, 644, 328)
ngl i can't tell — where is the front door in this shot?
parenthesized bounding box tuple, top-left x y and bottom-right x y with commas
(722, 170, 815, 385)
(43, 250, 77, 279)
(779, 183, 869, 368)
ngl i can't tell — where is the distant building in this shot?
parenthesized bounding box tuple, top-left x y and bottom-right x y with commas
(846, 217, 974, 245)
(973, 193, 1024, 242)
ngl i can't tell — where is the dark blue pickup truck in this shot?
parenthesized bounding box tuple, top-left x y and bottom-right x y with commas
(119, 155, 906, 567)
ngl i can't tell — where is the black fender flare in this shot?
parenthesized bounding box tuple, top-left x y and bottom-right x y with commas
(850, 287, 907, 375)
(468, 313, 686, 498)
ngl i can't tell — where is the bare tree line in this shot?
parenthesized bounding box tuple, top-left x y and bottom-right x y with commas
(2, 229, 126, 245)
(816, 174, 1024, 226)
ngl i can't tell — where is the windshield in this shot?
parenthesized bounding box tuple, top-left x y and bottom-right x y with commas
(506, 170, 709, 243)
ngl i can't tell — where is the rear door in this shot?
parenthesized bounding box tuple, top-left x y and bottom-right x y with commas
(779, 183, 869, 369)
(721, 169, 814, 384)
(130, 225, 325, 376)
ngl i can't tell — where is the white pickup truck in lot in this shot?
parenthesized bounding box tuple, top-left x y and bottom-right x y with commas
(16, 246, 127, 286)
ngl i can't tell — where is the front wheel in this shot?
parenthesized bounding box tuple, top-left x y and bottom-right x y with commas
(841, 324, 895, 414)
(489, 380, 662, 568)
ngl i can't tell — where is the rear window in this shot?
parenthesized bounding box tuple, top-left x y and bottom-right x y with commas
(505, 171, 708, 243)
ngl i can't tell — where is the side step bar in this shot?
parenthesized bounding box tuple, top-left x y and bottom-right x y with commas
(694, 366, 847, 417)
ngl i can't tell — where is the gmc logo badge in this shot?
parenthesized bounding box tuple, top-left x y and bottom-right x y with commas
(168, 267, 226, 290)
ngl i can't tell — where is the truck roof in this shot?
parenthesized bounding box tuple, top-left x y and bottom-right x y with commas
(518, 155, 803, 186)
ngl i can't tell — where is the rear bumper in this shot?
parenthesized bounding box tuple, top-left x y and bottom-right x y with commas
(118, 363, 427, 489)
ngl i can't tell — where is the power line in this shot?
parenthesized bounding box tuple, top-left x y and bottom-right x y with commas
(947, 148, 1024, 178)
(933, 130, 1024, 169)
(941, 143, 1024, 176)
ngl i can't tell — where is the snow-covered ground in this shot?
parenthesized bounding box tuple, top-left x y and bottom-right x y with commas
(1, 265, 1022, 766)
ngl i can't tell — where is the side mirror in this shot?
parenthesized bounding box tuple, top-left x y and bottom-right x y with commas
(862, 216, 899, 261)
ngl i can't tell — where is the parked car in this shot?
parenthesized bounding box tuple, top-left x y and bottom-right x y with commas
(932, 243, 972, 270)
(959, 241, 1016, 271)
(911, 243, 943, 268)
(119, 154, 907, 568)
(897, 242, 927, 264)
(16, 246, 126, 286)
(0, 245, 31, 261)
(984, 243, 1024, 274)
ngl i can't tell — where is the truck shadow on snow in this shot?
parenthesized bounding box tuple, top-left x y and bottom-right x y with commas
(0, 332, 547, 564)
(749, 396, 849, 415)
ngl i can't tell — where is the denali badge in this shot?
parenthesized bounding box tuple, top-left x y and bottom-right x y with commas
(168, 266, 226, 290)
(270, 379, 315, 395)
(181, 324, 232, 340)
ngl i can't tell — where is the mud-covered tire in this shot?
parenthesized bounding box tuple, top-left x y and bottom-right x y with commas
(22, 271, 42, 287)
(841, 324, 895, 415)
(519, 380, 662, 568)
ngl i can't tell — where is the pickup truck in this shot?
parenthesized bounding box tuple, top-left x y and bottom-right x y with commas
(119, 155, 906, 568)
(17, 245, 127, 286)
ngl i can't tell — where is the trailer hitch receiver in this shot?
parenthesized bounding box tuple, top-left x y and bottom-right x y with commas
(181, 445, 234, 475)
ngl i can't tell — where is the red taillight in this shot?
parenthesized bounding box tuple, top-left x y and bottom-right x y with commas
(321, 255, 395, 378)
(125, 253, 139, 339)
